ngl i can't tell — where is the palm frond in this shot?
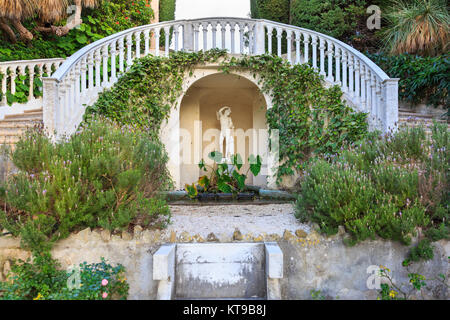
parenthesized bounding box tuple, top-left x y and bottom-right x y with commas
(383, 0, 450, 56)
(0, 0, 37, 20)
(38, 0, 68, 23)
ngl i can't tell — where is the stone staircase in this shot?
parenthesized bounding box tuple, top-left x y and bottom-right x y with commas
(0, 108, 43, 148)
(153, 243, 283, 300)
(398, 108, 449, 134)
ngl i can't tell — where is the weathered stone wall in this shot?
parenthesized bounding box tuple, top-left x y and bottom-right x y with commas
(0, 227, 448, 300)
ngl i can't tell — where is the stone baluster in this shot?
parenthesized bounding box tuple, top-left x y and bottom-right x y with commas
(64, 77, 71, 125)
(174, 25, 180, 52)
(118, 37, 125, 74)
(366, 69, 372, 115)
(294, 31, 301, 64)
(94, 49, 102, 90)
(194, 24, 200, 52)
(286, 30, 292, 64)
(144, 30, 150, 56)
(311, 35, 318, 70)
(80, 57, 87, 95)
(303, 33, 310, 64)
(319, 38, 326, 76)
(110, 41, 117, 82)
(202, 22, 209, 51)
(354, 59, 361, 103)
(211, 22, 218, 49)
(183, 23, 194, 51)
(371, 74, 377, 120)
(276, 28, 282, 57)
(326, 41, 334, 83)
(238, 23, 245, 54)
(230, 22, 236, 54)
(74, 63, 81, 109)
(88, 52, 94, 90)
(267, 26, 273, 54)
(360, 65, 366, 111)
(10, 67, 17, 95)
(135, 32, 141, 59)
(28, 65, 35, 100)
(68, 69, 75, 116)
(341, 51, 348, 93)
(126, 34, 133, 64)
(102, 44, 109, 86)
(164, 26, 171, 56)
(334, 45, 341, 85)
(221, 22, 227, 50)
(348, 54, 354, 98)
(376, 79, 382, 127)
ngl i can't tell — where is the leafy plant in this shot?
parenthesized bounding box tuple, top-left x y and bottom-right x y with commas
(0, 254, 128, 300)
(0, 117, 171, 252)
(0, 0, 155, 61)
(377, 262, 448, 300)
(367, 52, 449, 107)
(295, 123, 448, 246)
(189, 151, 262, 196)
(406, 239, 434, 263)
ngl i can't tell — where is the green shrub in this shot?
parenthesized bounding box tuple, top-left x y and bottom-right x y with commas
(407, 239, 435, 262)
(251, 0, 291, 24)
(159, 0, 176, 21)
(0, 117, 171, 252)
(289, 0, 368, 41)
(367, 52, 449, 107)
(187, 151, 262, 196)
(0, 0, 155, 61)
(381, 0, 449, 56)
(0, 254, 128, 300)
(295, 122, 449, 245)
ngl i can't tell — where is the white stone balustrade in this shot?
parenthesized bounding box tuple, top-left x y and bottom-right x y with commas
(41, 17, 398, 139)
(0, 58, 64, 119)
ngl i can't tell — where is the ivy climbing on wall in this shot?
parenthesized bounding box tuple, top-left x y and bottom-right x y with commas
(86, 49, 368, 184)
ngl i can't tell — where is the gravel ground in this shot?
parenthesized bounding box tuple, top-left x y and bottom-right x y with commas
(164, 204, 310, 239)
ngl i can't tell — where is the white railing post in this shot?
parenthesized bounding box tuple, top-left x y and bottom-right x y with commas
(183, 23, 194, 52)
(383, 78, 399, 133)
(42, 78, 59, 139)
(254, 22, 265, 55)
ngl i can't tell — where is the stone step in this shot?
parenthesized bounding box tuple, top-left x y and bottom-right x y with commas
(23, 108, 43, 114)
(0, 118, 42, 125)
(398, 111, 434, 119)
(3, 112, 43, 121)
(0, 135, 21, 144)
(153, 243, 283, 300)
(0, 127, 29, 136)
(398, 120, 450, 127)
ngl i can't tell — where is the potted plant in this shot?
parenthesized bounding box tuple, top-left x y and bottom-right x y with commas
(184, 151, 262, 201)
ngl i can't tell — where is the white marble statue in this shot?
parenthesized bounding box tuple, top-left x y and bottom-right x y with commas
(217, 106, 235, 160)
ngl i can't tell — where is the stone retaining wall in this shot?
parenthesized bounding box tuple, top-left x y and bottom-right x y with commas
(0, 227, 448, 300)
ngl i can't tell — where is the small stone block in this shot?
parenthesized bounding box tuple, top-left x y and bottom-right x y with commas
(153, 244, 176, 281)
(265, 242, 283, 279)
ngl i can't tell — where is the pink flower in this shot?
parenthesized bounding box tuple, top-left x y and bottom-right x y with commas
(102, 292, 108, 299)
(101, 279, 108, 286)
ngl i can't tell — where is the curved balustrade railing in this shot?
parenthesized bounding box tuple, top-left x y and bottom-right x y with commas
(43, 17, 398, 138)
(0, 59, 65, 117)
